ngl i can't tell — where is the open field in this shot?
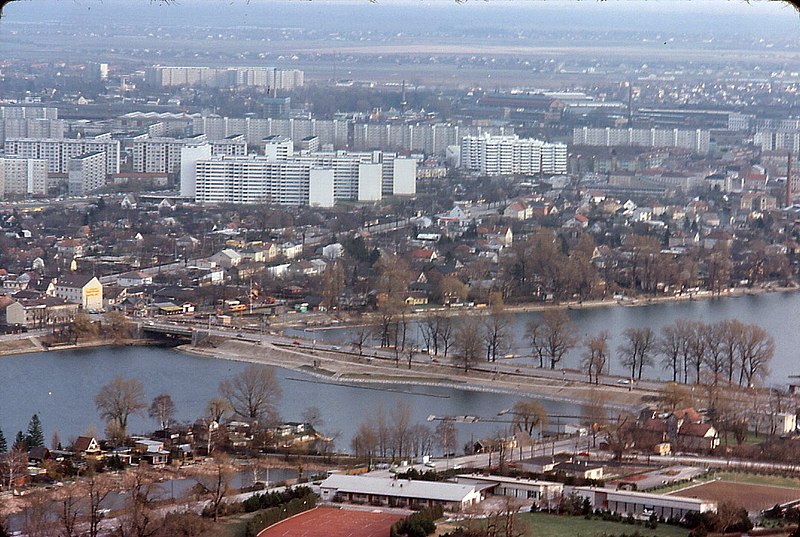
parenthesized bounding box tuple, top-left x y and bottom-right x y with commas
(514, 512, 689, 537)
(257, 507, 404, 537)
(669, 481, 800, 512)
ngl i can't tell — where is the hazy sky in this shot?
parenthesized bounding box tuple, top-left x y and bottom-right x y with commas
(2, 0, 798, 33)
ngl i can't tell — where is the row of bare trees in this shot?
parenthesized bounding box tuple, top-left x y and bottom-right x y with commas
(15, 462, 222, 537)
(350, 402, 459, 463)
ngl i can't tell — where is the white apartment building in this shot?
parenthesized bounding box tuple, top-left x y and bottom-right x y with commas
(195, 156, 316, 206)
(132, 134, 247, 176)
(572, 127, 711, 154)
(68, 151, 107, 195)
(0, 156, 48, 197)
(192, 150, 417, 208)
(460, 134, 567, 176)
(5, 135, 120, 175)
(145, 66, 304, 90)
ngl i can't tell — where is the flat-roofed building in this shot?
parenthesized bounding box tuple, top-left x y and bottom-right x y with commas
(574, 487, 716, 521)
(455, 474, 563, 505)
(319, 474, 488, 511)
(0, 156, 48, 197)
(68, 151, 106, 195)
(5, 135, 120, 175)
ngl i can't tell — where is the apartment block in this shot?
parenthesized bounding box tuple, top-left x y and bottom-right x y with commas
(68, 151, 107, 195)
(0, 156, 48, 197)
(460, 134, 567, 176)
(5, 135, 120, 175)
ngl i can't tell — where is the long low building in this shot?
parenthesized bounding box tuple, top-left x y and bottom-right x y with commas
(319, 474, 488, 511)
(573, 486, 717, 520)
(455, 474, 563, 505)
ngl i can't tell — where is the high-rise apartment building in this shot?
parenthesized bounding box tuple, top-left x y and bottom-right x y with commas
(0, 156, 48, 198)
(5, 135, 120, 175)
(145, 66, 304, 90)
(132, 134, 246, 176)
(191, 148, 416, 207)
(68, 152, 107, 195)
(572, 127, 711, 154)
(460, 134, 567, 176)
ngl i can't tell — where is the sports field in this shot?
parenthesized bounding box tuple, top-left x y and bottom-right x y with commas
(669, 480, 800, 511)
(257, 507, 404, 537)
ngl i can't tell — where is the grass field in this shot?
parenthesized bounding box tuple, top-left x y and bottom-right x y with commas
(517, 512, 689, 537)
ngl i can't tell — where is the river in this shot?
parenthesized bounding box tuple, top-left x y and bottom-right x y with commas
(0, 346, 575, 451)
(290, 291, 800, 383)
(3, 291, 800, 448)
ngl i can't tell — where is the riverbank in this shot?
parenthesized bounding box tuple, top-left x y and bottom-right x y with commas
(180, 338, 655, 411)
(0, 335, 159, 358)
(274, 283, 800, 332)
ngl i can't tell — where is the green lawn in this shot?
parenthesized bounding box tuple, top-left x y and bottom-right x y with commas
(518, 512, 689, 537)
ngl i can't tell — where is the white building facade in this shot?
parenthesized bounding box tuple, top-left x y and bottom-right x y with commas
(460, 134, 567, 176)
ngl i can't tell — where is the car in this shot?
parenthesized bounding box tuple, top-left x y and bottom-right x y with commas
(331, 345, 341, 351)
(616, 379, 631, 384)
(424, 461, 436, 468)
(292, 340, 301, 345)
(236, 333, 244, 338)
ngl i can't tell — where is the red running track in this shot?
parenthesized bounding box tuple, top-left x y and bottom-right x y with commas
(258, 507, 404, 537)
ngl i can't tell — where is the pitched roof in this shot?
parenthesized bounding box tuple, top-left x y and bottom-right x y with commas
(57, 274, 97, 288)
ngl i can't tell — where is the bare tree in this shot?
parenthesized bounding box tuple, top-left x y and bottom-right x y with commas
(22, 490, 53, 537)
(702, 322, 726, 386)
(95, 376, 147, 442)
(194, 452, 234, 522)
(510, 400, 548, 438)
(583, 389, 608, 448)
(531, 310, 577, 370)
(219, 364, 282, 425)
(0, 448, 28, 490)
(117, 468, 162, 537)
(205, 397, 231, 423)
(455, 318, 483, 372)
(301, 406, 324, 431)
(618, 327, 655, 381)
(658, 382, 690, 411)
(435, 419, 457, 458)
(658, 323, 683, 383)
(86, 467, 113, 537)
(737, 323, 774, 387)
(55, 483, 83, 537)
(438, 315, 456, 358)
(350, 325, 372, 356)
(581, 331, 609, 384)
(148, 394, 176, 431)
(390, 401, 413, 460)
(351, 421, 378, 465)
(483, 309, 510, 363)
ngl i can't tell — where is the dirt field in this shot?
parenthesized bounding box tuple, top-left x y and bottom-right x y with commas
(669, 480, 800, 511)
(257, 507, 404, 537)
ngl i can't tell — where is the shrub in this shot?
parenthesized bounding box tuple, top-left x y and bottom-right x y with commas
(244, 494, 316, 537)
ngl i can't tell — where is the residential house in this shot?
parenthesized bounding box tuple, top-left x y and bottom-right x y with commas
(53, 274, 103, 311)
(73, 436, 103, 460)
(210, 249, 242, 269)
(117, 271, 154, 288)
